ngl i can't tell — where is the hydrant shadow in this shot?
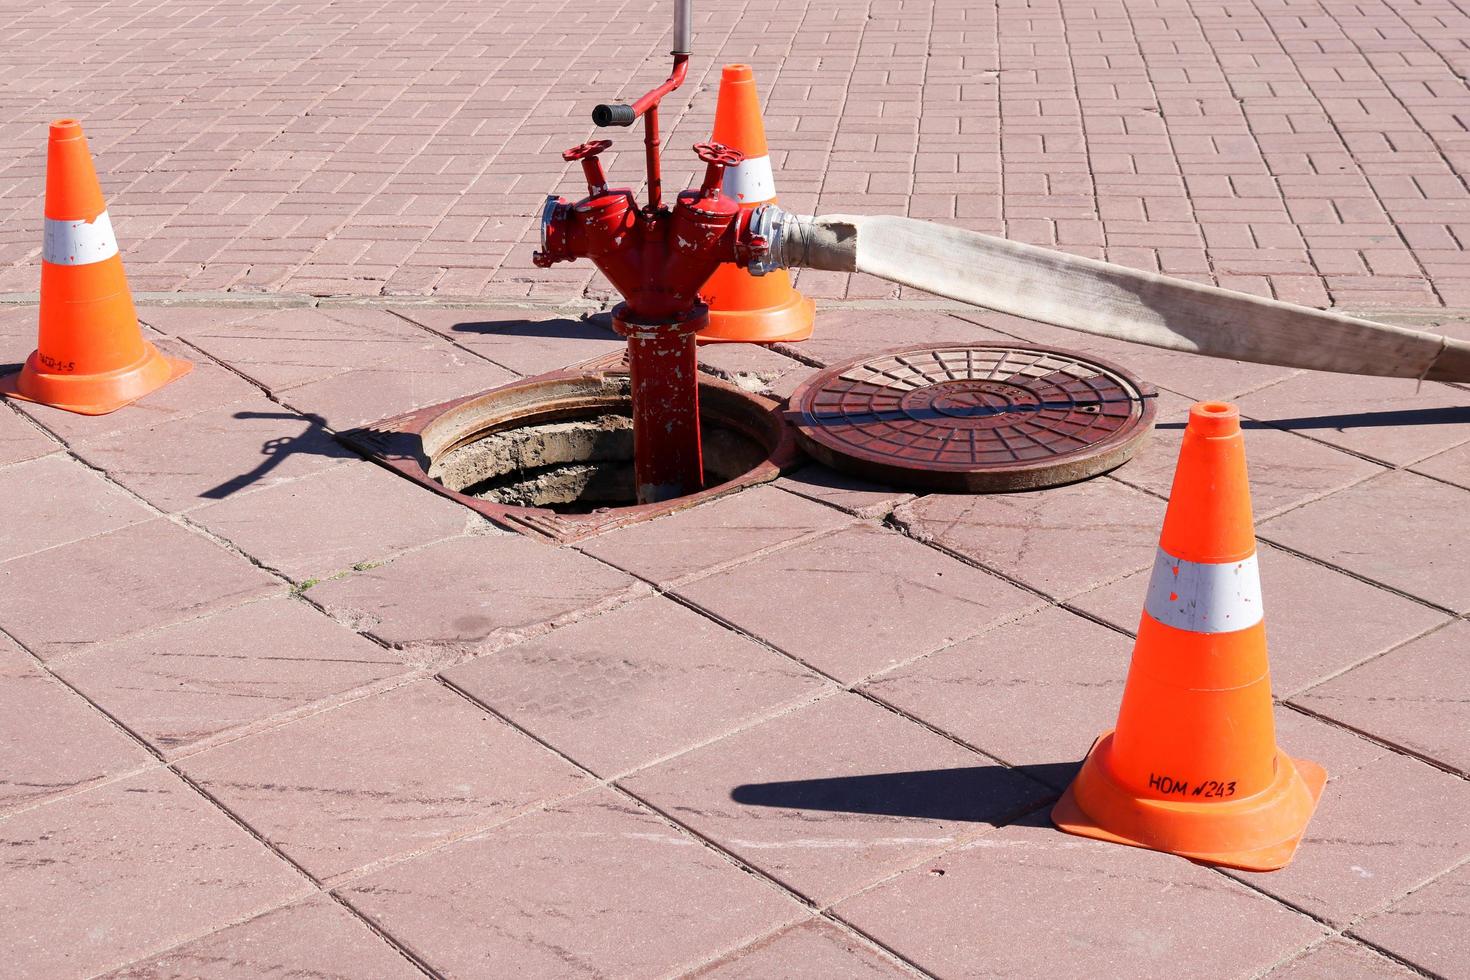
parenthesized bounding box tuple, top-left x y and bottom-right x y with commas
(200, 409, 350, 500)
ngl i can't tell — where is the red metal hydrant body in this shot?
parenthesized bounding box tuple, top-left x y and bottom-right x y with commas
(536, 133, 763, 503)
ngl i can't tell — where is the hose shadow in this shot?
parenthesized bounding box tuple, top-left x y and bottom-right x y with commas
(200, 410, 350, 499)
(1156, 406, 1470, 431)
(730, 762, 1076, 823)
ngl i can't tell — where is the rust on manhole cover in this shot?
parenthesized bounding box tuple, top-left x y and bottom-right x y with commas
(788, 342, 1157, 492)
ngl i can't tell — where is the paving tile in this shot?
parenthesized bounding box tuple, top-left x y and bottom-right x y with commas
(191, 461, 470, 581)
(894, 477, 1166, 600)
(0, 305, 37, 365)
(54, 597, 407, 758)
(0, 519, 280, 660)
(676, 523, 1042, 681)
(1294, 620, 1470, 776)
(775, 464, 916, 519)
(697, 342, 814, 398)
(14, 338, 261, 445)
(103, 894, 420, 979)
(864, 606, 1129, 787)
(781, 310, 1017, 368)
(833, 817, 1325, 980)
(1264, 938, 1418, 979)
(579, 485, 854, 586)
(622, 693, 1051, 905)
(0, 403, 55, 466)
(1112, 388, 1384, 518)
(1352, 862, 1470, 979)
(72, 396, 355, 512)
(0, 635, 153, 816)
(1261, 470, 1470, 613)
(446, 595, 826, 777)
(688, 918, 910, 979)
(1236, 372, 1470, 466)
(0, 769, 309, 979)
(175, 307, 431, 391)
(181, 680, 589, 881)
(0, 453, 154, 562)
(1225, 738, 1470, 926)
(1410, 440, 1470, 490)
(395, 307, 624, 376)
(307, 533, 642, 660)
(340, 789, 803, 978)
(1070, 544, 1451, 696)
(279, 341, 516, 430)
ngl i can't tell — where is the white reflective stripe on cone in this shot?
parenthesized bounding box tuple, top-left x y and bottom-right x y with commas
(721, 155, 776, 203)
(1142, 547, 1263, 634)
(43, 212, 119, 266)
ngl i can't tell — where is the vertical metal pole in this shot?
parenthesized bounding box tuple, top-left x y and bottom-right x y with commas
(673, 0, 692, 54)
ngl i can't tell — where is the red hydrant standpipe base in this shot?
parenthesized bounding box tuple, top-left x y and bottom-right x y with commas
(614, 303, 706, 503)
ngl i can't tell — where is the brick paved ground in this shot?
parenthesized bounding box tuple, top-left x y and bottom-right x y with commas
(1, 0, 1469, 977)
(0, 0, 1465, 306)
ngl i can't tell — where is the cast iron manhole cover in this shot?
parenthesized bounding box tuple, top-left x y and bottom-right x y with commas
(788, 342, 1157, 492)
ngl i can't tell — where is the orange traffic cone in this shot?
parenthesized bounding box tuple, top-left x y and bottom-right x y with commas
(0, 119, 190, 415)
(697, 64, 814, 344)
(1052, 401, 1325, 872)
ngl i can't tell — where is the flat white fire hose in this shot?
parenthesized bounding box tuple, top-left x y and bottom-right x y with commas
(762, 211, 1470, 382)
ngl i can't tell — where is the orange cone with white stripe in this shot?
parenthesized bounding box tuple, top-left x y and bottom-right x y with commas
(1052, 401, 1324, 872)
(697, 64, 814, 344)
(0, 119, 190, 415)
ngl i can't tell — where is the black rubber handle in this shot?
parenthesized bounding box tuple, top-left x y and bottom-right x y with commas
(592, 103, 637, 127)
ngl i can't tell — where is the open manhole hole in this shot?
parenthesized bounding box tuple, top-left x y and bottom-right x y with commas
(788, 342, 1157, 492)
(342, 359, 801, 542)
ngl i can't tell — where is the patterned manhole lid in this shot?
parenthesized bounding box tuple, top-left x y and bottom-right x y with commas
(788, 343, 1157, 492)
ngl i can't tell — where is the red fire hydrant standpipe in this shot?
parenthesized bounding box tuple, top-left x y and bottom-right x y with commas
(534, 6, 773, 504)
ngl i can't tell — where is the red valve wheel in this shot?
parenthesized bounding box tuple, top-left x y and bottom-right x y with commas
(563, 139, 613, 162)
(693, 141, 744, 167)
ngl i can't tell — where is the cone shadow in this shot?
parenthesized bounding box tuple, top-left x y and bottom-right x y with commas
(730, 762, 1077, 823)
(448, 316, 614, 341)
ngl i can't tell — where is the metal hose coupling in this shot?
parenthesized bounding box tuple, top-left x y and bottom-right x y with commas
(744, 205, 857, 275)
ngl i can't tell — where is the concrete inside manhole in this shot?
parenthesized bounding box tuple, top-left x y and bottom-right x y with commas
(344, 369, 801, 541)
(428, 409, 768, 512)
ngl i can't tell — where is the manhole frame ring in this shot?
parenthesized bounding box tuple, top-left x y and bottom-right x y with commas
(341, 362, 804, 544)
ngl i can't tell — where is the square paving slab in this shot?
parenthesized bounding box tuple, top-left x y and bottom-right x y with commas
(190, 461, 473, 582)
(340, 789, 805, 978)
(0, 769, 309, 978)
(894, 476, 1167, 600)
(0, 635, 154, 815)
(306, 533, 643, 660)
(1294, 619, 1470, 775)
(103, 894, 420, 979)
(179, 679, 590, 881)
(833, 817, 1325, 980)
(622, 693, 1052, 905)
(0, 519, 280, 660)
(578, 484, 854, 586)
(1351, 861, 1470, 978)
(444, 595, 828, 777)
(54, 597, 409, 758)
(677, 522, 1043, 681)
